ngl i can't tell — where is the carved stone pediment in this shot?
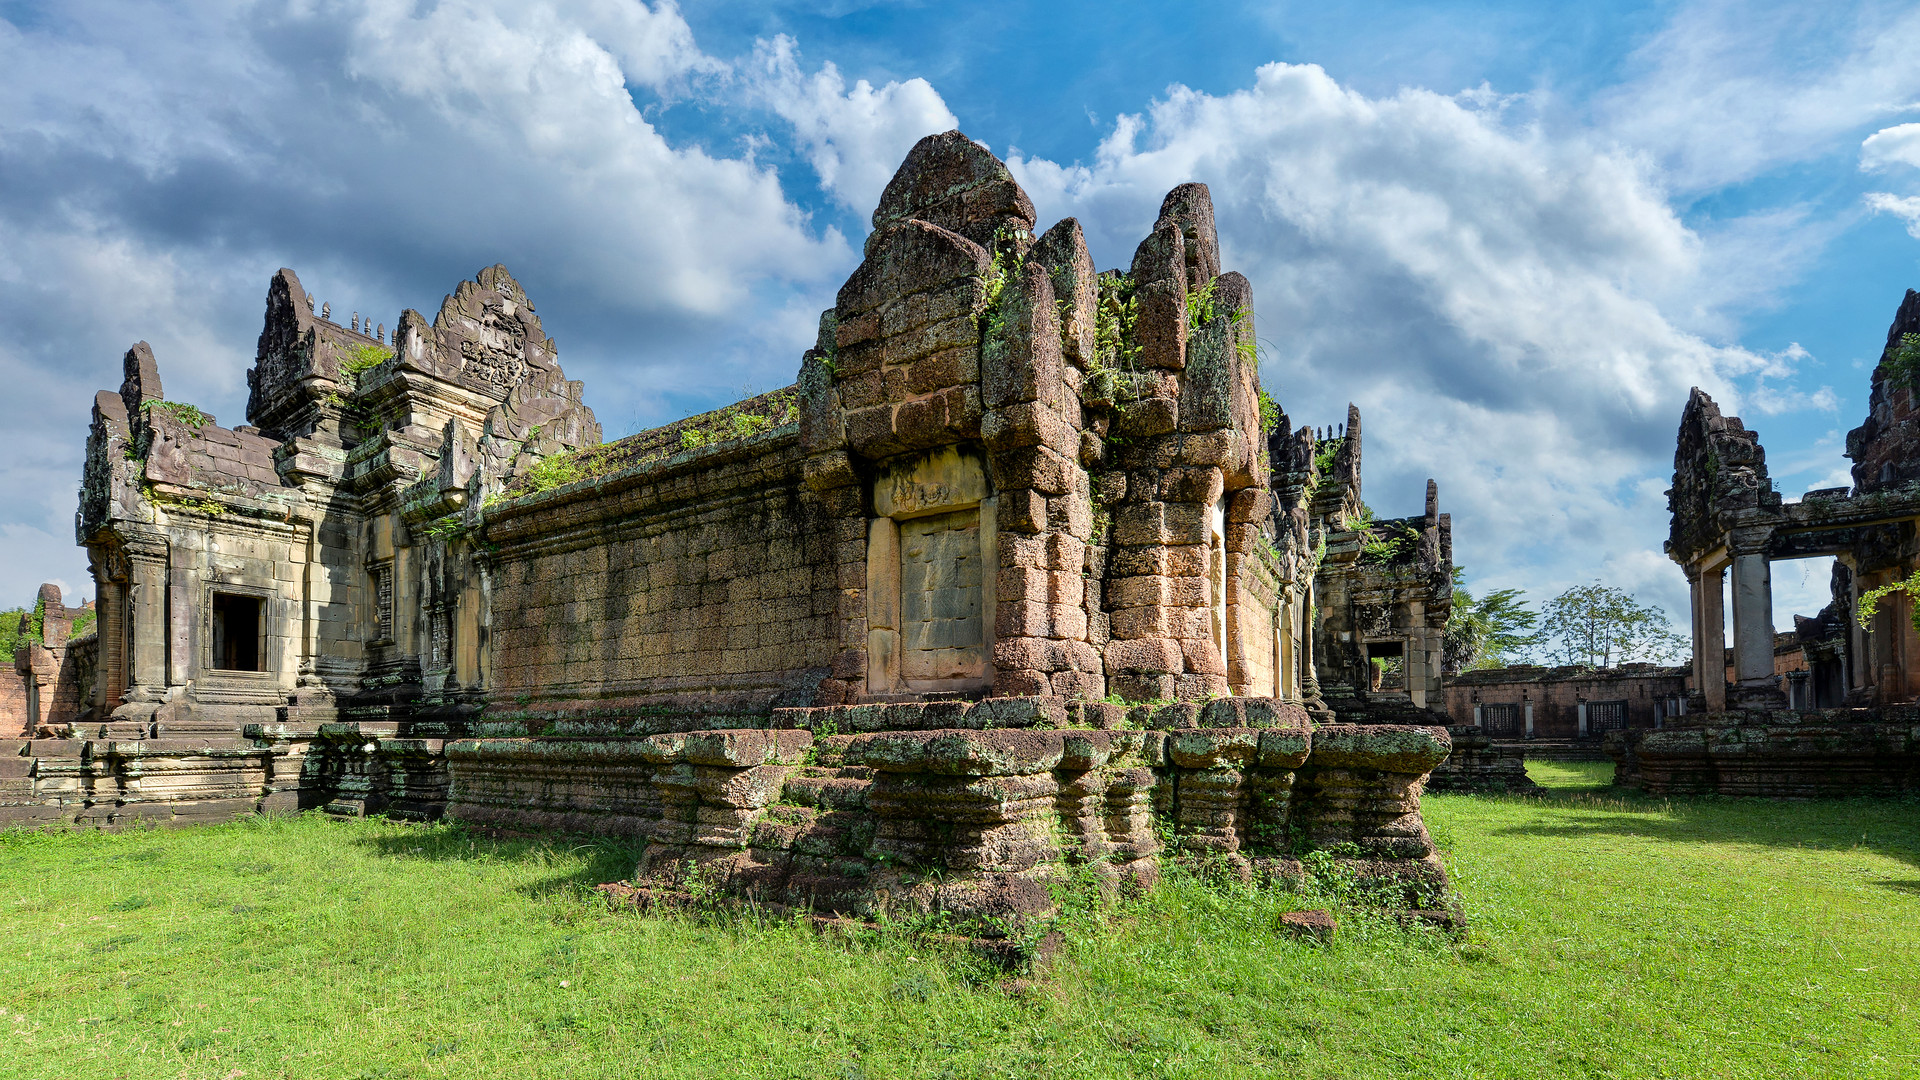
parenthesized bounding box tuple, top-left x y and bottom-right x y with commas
(394, 264, 563, 403)
(1354, 602, 1393, 637)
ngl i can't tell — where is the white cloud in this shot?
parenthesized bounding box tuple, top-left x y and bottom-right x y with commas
(1861, 122, 1920, 172)
(745, 35, 958, 215)
(1008, 62, 1835, 624)
(1865, 192, 1920, 238)
(1597, 0, 1920, 193)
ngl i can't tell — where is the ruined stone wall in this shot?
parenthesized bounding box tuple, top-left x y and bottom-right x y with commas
(795, 134, 1282, 708)
(1443, 665, 1687, 740)
(1609, 709, 1920, 796)
(0, 674, 25, 738)
(1846, 288, 1920, 494)
(483, 426, 838, 714)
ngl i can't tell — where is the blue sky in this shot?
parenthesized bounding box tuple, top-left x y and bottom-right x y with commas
(5, 0, 1920, 641)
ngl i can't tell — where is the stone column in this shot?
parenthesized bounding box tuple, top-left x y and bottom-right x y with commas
(118, 538, 170, 709)
(1685, 567, 1706, 697)
(1407, 600, 1427, 708)
(87, 545, 128, 712)
(1729, 552, 1786, 708)
(1299, 584, 1327, 719)
(1699, 566, 1727, 712)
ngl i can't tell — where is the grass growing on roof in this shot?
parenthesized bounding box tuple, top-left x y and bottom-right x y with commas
(498, 390, 801, 501)
(2, 779, 1915, 1078)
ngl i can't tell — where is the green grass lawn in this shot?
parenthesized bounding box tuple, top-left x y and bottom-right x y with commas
(2, 763, 1916, 1080)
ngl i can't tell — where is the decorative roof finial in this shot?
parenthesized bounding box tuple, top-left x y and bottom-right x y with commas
(306, 295, 315, 313)
(377, 323, 385, 343)
(352, 312, 360, 332)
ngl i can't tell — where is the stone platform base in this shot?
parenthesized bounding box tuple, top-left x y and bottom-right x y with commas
(435, 699, 1457, 927)
(0, 737, 303, 829)
(5, 694, 1462, 930)
(1425, 726, 1541, 794)
(1606, 708, 1920, 796)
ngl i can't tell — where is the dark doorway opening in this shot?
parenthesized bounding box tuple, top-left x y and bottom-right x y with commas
(1366, 640, 1405, 691)
(212, 594, 261, 672)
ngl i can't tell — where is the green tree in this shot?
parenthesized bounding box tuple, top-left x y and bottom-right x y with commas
(1445, 568, 1539, 673)
(1536, 582, 1687, 668)
(0, 606, 30, 665)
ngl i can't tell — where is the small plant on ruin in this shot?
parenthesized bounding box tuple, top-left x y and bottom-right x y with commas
(1345, 500, 1374, 534)
(521, 451, 592, 493)
(1232, 304, 1259, 365)
(140, 481, 225, 516)
(816, 312, 840, 378)
(981, 248, 1014, 313)
(142, 400, 212, 431)
(1258, 535, 1282, 565)
(1092, 271, 1141, 375)
(1301, 437, 1342, 504)
(1313, 440, 1340, 478)
(337, 342, 395, 389)
(1257, 386, 1280, 435)
(976, 228, 1029, 369)
(1854, 568, 1920, 634)
(1883, 332, 1920, 390)
(676, 390, 800, 451)
(421, 514, 471, 543)
(799, 715, 839, 765)
(1184, 277, 1221, 330)
(1346, 501, 1413, 563)
(1359, 522, 1417, 565)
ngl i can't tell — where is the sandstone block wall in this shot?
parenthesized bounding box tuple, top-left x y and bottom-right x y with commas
(483, 428, 838, 714)
(0, 675, 25, 739)
(1443, 665, 1687, 740)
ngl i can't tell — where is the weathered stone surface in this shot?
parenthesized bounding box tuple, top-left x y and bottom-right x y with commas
(1305, 725, 1452, 774)
(1167, 727, 1259, 768)
(870, 130, 1036, 253)
(683, 729, 814, 768)
(1279, 908, 1336, 941)
(849, 729, 1066, 776)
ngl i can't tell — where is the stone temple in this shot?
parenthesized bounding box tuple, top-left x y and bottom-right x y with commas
(4, 133, 1459, 922)
(1609, 290, 1920, 795)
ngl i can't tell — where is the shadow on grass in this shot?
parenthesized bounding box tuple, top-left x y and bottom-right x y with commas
(348, 818, 646, 899)
(1482, 793, 1920, 873)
